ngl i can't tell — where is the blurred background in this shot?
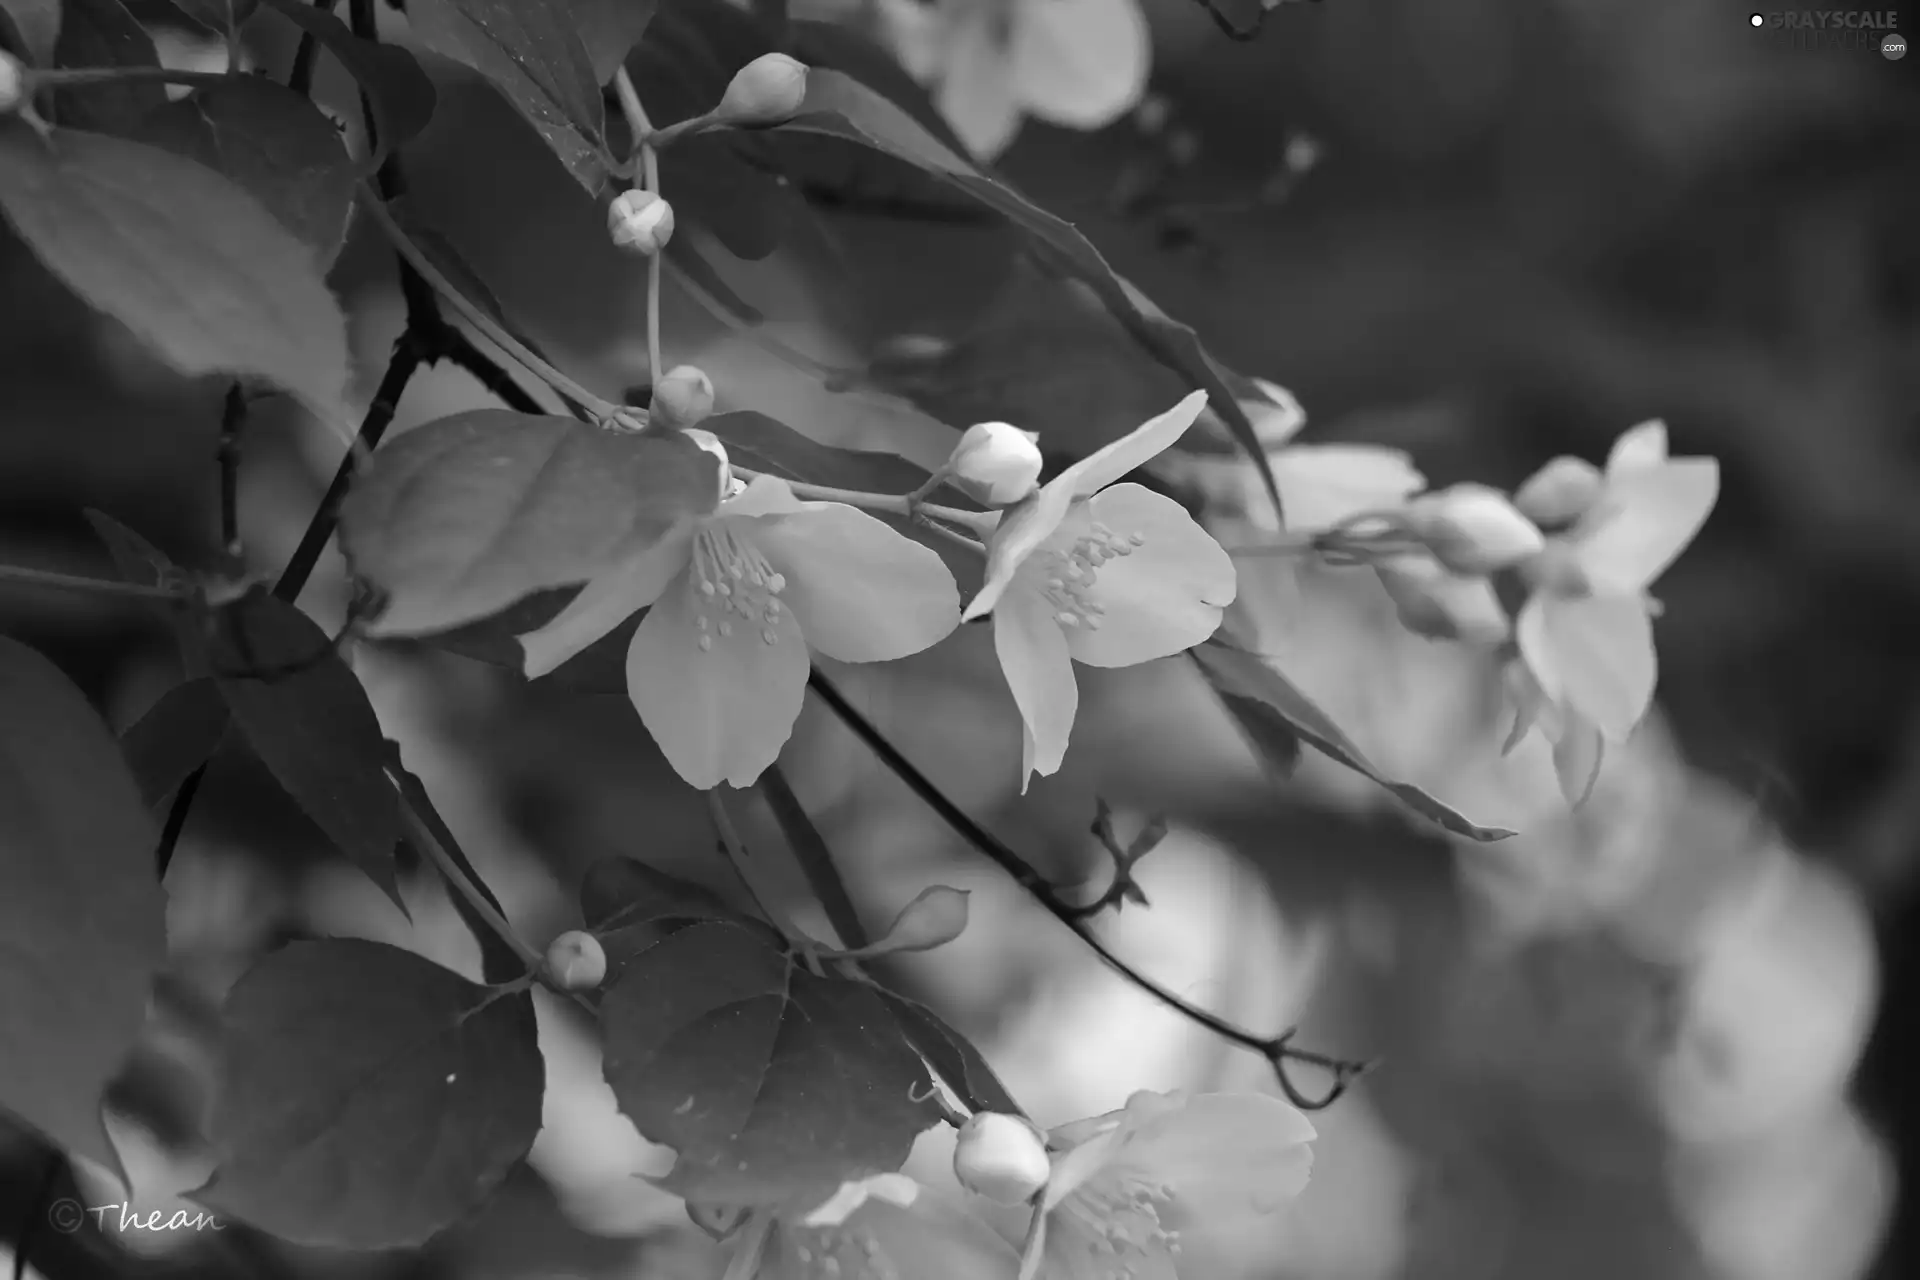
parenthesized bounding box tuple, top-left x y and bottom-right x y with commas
(3, 1, 1918, 1278)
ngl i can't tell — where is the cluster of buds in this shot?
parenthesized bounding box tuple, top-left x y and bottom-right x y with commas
(1354, 453, 1612, 647)
(608, 187, 673, 255)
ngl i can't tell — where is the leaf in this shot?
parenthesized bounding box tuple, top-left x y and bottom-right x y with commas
(255, 0, 437, 166)
(131, 75, 357, 266)
(412, 587, 638, 693)
(170, 0, 257, 37)
(1189, 635, 1515, 841)
(0, 0, 61, 65)
(600, 918, 941, 1204)
(389, 201, 559, 365)
(574, 0, 658, 85)
(876, 991, 1024, 1119)
(788, 18, 972, 158)
(81, 508, 209, 674)
(1208, 688, 1305, 780)
(386, 748, 527, 985)
(338, 410, 720, 637)
(0, 125, 353, 425)
(196, 939, 544, 1249)
(0, 636, 166, 1185)
(119, 677, 230, 809)
(408, 0, 610, 195)
(774, 69, 1285, 524)
(579, 854, 761, 980)
(207, 591, 407, 906)
(664, 230, 765, 327)
(702, 410, 965, 500)
(50, 0, 166, 136)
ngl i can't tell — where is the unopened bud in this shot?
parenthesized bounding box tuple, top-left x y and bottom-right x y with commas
(608, 188, 673, 255)
(1517, 539, 1592, 598)
(953, 1112, 1051, 1205)
(653, 365, 715, 429)
(0, 51, 22, 116)
(1375, 554, 1511, 646)
(1407, 483, 1545, 575)
(1513, 456, 1603, 527)
(947, 422, 1042, 507)
(680, 427, 733, 502)
(544, 930, 607, 991)
(861, 885, 970, 958)
(716, 53, 809, 126)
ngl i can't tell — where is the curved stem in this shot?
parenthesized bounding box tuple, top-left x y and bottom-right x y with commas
(729, 469, 989, 534)
(26, 66, 229, 91)
(612, 69, 666, 395)
(0, 562, 185, 601)
(357, 188, 626, 422)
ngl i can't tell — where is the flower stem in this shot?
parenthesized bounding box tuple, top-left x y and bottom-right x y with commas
(25, 66, 230, 91)
(0, 563, 185, 602)
(612, 69, 666, 398)
(731, 469, 990, 536)
(707, 789, 784, 928)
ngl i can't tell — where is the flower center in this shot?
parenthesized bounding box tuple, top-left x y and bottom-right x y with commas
(787, 1224, 902, 1280)
(1057, 1171, 1181, 1274)
(1030, 522, 1145, 631)
(690, 522, 787, 651)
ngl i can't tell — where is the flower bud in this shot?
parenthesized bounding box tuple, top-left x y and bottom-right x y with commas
(863, 885, 970, 957)
(543, 930, 607, 991)
(0, 51, 23, 116)
(608, 188, 673, 255)
(953, 1112, 1051, 1205)
(1375, 554, 1511, 646)
(947, 421, 1042, 507)
(1517, 539, 1592, 598)
(716, 53, 809, 126)
(653, 364, 715, 429)
(680, 427, 734, 502)
(1514, 456, 1604, 527)
(1407, 483, 1545, 575)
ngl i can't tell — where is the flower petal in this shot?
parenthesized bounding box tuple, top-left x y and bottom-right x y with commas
(1526, 593, 1657, 743)
(519, 526, 692, 678)
(1010, 0, 1149, 131)
(1574, 458, 1719, 593)
(1269, 443, 1426, 533)
(1607, 420, 1669, 474)
(719, 474, 813, 518)
(935, 10, 1024, 159)
(1553, 711, 1607, 808)
(624, 566, 811, 789)
(1054, 391, 1211, 499)
(754, 507, 960, 662)
(1059, 484, 1237, 668)
(964, 485, 1078, 621)
(993, 584, 1078, 791)
(1039, 1200, 1178, 1280)
(770, 1187, 1020, 1280)
(1108, 1092, 1316, 1229)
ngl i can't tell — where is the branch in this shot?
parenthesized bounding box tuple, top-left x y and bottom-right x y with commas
(804, 668, 1371, 1110)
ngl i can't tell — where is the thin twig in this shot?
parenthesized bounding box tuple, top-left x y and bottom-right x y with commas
(26, 66, 228, 90)
(804, 668, 1370, 1109)
(217, 384, 246, 558)
(612, 68, 665, 393)
(0, 563, 184, 601)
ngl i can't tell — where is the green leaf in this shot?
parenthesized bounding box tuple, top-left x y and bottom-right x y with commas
(170, 0, 257, 37)
(408, 587, 637, 693)
(385, 748, 527, 984)
(50, 0, 165, 135)
(774, 69, 1285, 524)
(130, 75, 357, 267)
(573, 0, 658, 85)
(118, 677, 230, 810)
(702, 409, 963, 499)
(600, 916, 941, 1204)
(0, 0, 62, 65)
(207, 591, 407, 907)
(408, 0, 610, 194)
(390, 201, 560, 366)
(876, 991, 1024, 1120)
(338, 410, 720, 637)
(196, 939, 544, 1249)
(579, 854, 762, 981)
(0, 636, 166, 1185)
(256, 0, 438, 166)
(0, 125, 353, 425)
(81, 509, 209, 675)
(1189, 634, 1515, 841)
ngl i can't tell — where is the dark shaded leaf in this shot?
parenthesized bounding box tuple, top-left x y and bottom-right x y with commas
(703, 409, 965, 501)
(408, 0, 610, 194)
(579, 853, 762, 979)
(574, 0, 658, 85)
(0, 0, 61, 64)
(81, 508, 211, 674)
(170, 0, 257, 37)
(119, 677, 230, 809)
(196, 939, 543, 1249)
(664, 231, 765, 327)
(1208, 688, 1305, 779)
(208, 591, 407, 904)
(338, 410, 720, 637)
(257, 0, 438, 166)
(412, 587, 638, 694)
(1190, 634, 1515, 841)
(131, 75, 357, 266)
(0, 125, 352, 424)
(601, 918, 940, 1204)
(50, 0, 165, 135)
(386, 748, 528, 984)
(390, 201, 557, 363)
(876, 992, 1023, 1119)
(0, 636, 166, 1185)
(775, 69, 1285, 524)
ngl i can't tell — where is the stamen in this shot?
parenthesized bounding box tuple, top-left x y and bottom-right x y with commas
(1029, 522, 1144, 633)
(689, 523, 788, 655)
